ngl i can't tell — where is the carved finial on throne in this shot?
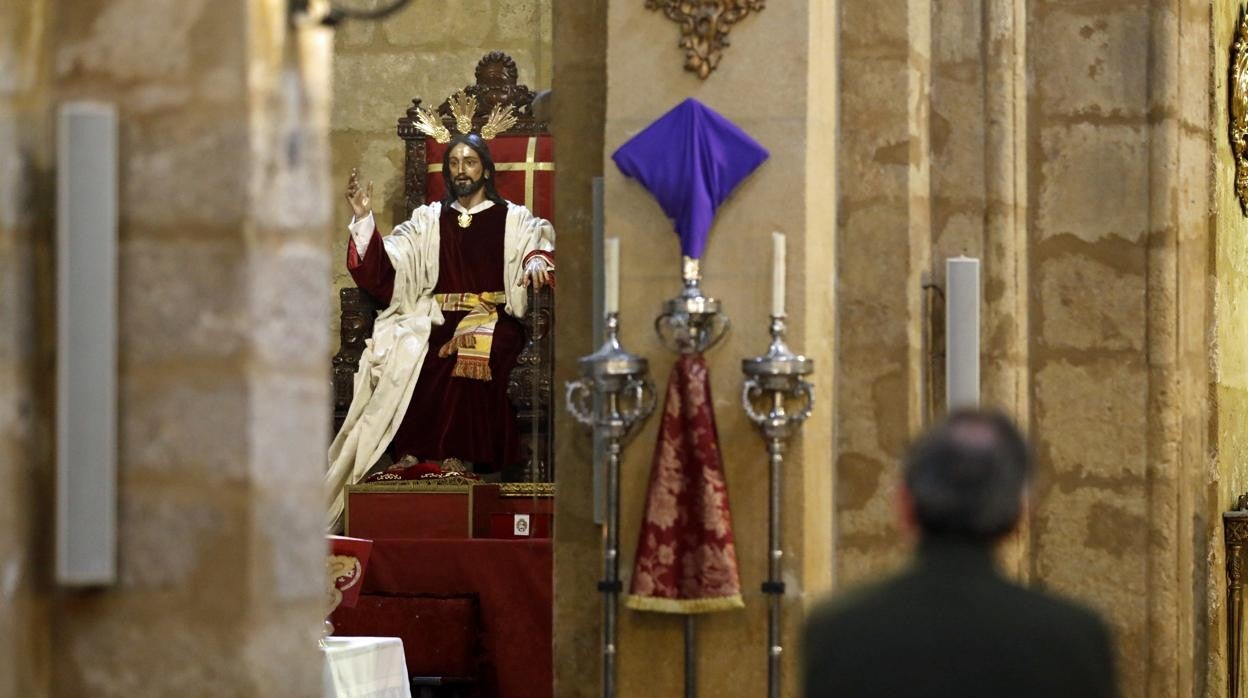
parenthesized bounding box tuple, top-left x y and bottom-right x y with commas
(398, 51, 544, 139)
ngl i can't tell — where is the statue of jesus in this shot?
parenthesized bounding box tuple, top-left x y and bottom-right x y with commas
(325, 131, 555, 527)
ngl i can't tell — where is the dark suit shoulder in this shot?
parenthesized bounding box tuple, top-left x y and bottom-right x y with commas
(803, 566, 1116, 698)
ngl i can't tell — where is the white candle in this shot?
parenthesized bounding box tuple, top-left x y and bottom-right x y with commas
(604, 237, 620, 315)
(946, 256, 981, 409)
(771, 231, 786, 318)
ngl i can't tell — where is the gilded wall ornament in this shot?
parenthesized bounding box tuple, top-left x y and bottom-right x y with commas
(1231, 5, 1248, 215)
(647, 0, 766, 79)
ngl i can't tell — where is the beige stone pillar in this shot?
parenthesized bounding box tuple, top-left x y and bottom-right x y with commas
(926, 0, 1032, 578)
(0, 1, 335, 695)
(553, 2, 836, 696)
(550, 0, 608, 694)
(1023, 1, 1210, 695)
(835, 0, 931, 586)
(0, 0, 54, 694)
(1211, 1, 1246, 694)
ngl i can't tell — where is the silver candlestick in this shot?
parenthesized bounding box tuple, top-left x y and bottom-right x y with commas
(566, 312, 656, 698)
(654, 256, 730, 698)
(741, 315, 814, 698)
(655, 257, 731, 354)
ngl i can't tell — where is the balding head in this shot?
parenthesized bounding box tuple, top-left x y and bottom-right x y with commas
(902, 409, 1031, 542)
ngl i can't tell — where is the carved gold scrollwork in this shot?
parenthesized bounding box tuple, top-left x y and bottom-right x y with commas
(1231, 5, 1248, 215)
(326, 554, 362, 620)
(646, 0, 766, 79)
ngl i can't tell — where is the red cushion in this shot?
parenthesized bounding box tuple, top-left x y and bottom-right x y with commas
(427, 135, 554, 220)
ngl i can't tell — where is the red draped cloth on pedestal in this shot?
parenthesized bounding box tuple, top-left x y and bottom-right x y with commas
(627, 354, 744, 613)
(348, 204, 522, 473)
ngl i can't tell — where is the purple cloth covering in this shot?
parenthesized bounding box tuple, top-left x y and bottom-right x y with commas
(611, 98, 769, 259)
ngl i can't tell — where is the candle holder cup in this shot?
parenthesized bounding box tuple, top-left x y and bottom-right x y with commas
(655, 257, 730, 355)
(741, 315, 814, 698)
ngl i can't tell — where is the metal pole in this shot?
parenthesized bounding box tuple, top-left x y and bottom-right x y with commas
(684, 616, 697, 698)
(766, 436, 784, 698)
(603, 420, 621, 698)
(1231, 540, 1243, 698)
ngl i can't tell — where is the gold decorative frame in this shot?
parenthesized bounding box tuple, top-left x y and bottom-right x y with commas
(1226, 494, 1248, 698)
(646, 0, 766, 79)
(1231, 4, 1248, 215)
(500, 482, 556, 498)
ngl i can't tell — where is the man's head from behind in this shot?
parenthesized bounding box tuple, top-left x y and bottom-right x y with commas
(900, 409, 1031, 543)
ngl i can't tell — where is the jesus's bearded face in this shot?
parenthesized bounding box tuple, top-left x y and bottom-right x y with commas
(448, 143, 487, 198)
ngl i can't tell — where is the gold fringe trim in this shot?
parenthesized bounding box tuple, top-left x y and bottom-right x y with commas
(438, 334, 478, 358)
(451, 358, 492, 381)
(625, 594, 745, 615)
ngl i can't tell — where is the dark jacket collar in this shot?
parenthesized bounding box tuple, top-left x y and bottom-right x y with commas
(915, 536, 1000, 577)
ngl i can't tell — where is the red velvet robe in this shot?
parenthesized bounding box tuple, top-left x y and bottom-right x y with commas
(348, 204, 523, 473)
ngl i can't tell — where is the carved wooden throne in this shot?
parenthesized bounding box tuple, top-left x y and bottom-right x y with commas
(332, 51, 555, 482)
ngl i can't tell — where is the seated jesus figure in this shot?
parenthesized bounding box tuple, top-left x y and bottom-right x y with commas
(325, 133, 555, 526)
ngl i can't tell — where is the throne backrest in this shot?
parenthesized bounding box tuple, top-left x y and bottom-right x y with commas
(333, 51, 556, 482)
(397, 51, 551, 216)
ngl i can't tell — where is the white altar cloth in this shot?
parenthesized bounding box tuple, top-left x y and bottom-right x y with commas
(322, 636, 412, 698)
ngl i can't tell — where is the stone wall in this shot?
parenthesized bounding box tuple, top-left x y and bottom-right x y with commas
(1024, 3, 1209, 694)
(328, 0, 552, 342)
(0, 1, 334, 695)
(833, 2, 1215, 695)
(1211, 1, 1248, 693)
(0, 0, 54, 694)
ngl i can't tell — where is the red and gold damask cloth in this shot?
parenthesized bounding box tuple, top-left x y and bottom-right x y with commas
(626, 354, 744, 614)
(427, 134, 554, 218)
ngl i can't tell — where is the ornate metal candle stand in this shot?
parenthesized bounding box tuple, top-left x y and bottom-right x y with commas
(566, 313, 656, 698)
(654, 256, 730, 698)
(655, 257, 730, 354)
(741, 316, 814, 698)
(1226, 493, 1248, 698)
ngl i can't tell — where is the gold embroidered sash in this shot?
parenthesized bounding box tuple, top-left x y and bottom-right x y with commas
(434, 291, 508, 381)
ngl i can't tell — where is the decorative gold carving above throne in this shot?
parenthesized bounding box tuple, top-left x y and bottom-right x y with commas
(647, 0, 766, 79)
(1230, 5, 1248, 215)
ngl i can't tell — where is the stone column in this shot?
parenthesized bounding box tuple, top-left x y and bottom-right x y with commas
(1210, 0, 1244, 694)
(551, 0, 608, 694)
(926, 0, 1032, 577)
(553, 1, 837, 695)
(835, 0, 931, 587)
(0, 1, 335, 695)
(1025, 1, 1210, 695)
(0, 0, 54, 694)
